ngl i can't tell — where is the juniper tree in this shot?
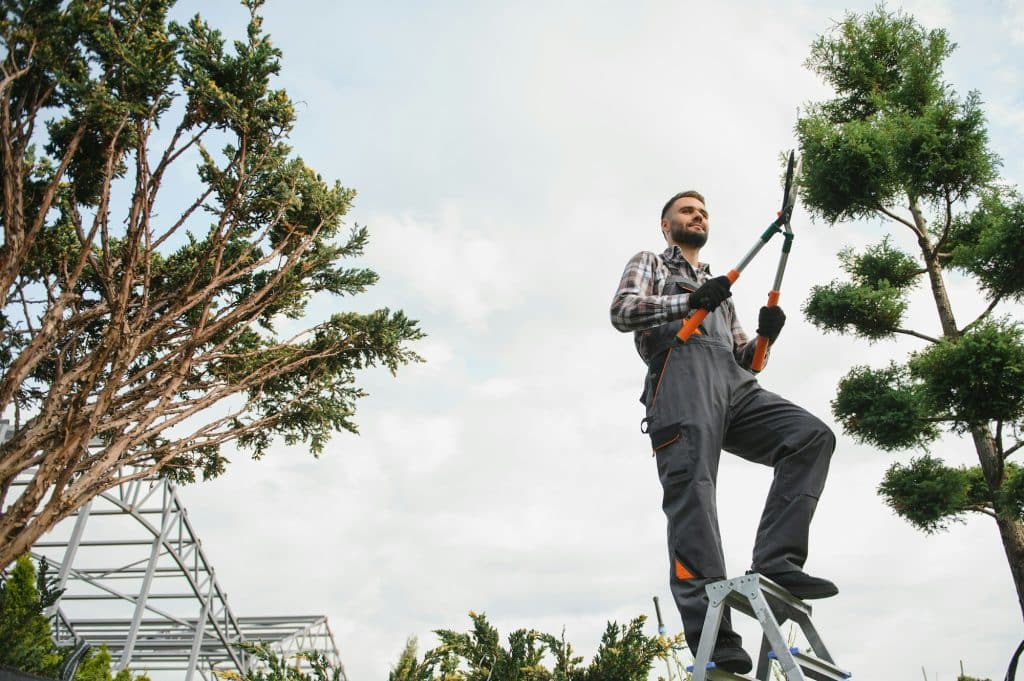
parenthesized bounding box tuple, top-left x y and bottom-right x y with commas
(0, 0, 422, 571)
(796, 7, 1024, 618)
(384, 612, 680, 681)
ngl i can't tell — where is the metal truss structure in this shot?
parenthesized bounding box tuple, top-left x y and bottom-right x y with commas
(3, 423, 346, 680)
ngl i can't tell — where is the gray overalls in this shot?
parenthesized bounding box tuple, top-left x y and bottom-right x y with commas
(641, 259, 835, 650)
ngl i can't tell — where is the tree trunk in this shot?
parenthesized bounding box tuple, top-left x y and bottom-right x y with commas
(973, 427, 1024, 621)
(911, 196, 1024, 622)
(909, 198, 959, 338)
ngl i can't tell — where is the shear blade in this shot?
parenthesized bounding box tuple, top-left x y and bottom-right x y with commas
(779, 150, 801, 229)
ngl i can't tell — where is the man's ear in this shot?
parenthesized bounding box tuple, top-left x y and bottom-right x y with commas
(660, 218, 669, 241)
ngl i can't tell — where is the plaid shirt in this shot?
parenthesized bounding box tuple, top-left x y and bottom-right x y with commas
(610, 245, 757, 367)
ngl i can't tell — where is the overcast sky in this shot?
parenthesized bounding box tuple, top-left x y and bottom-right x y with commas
(142, 1, 1024, 679)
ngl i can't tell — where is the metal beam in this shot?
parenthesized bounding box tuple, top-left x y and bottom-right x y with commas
(185, 580, 214, 681)
(7, 466, 345, 678)
(118, 500, 173, 670)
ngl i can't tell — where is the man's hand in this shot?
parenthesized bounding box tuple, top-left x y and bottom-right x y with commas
(688, 276, 732, 312)
(757, 305, 786, 342)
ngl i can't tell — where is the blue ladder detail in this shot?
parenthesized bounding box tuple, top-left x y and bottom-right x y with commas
(767, 646, 801, 659)
(685, 661, 718, 673)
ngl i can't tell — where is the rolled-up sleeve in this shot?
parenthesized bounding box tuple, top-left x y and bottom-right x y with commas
(610, 251, 690, 332)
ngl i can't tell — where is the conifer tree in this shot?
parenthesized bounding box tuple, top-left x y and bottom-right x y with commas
(797, 7, 1024, 619)
(0, 0, 422, 571)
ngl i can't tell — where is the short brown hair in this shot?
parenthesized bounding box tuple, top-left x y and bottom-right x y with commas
(661, 190, 706, 220)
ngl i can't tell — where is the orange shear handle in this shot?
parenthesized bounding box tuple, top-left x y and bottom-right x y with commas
(676, 270, 740, 342)
(751, 289, 780, 372)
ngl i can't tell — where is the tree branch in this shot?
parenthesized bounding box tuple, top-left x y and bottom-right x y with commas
(960, 292, 1005, 335)
(875, 203, 921, 234)
(931, 191, 954, 257)
(893, 328, 940, 343)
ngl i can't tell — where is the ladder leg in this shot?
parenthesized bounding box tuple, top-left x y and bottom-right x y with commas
(755, 633, 772, 680)
(747, 590, 805, 681)
(690, 598, 726, 681)
(791, 612, 834, 663)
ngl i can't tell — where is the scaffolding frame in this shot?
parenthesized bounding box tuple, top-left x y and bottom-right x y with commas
(1, 421, 345, 680)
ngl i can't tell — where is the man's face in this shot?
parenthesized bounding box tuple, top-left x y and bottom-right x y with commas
(662, 196, 709, 248)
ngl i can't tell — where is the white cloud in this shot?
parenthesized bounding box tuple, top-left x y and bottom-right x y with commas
(362, 205, 529, 329)
(128, 2, 1024, 681)
(1008, 0, 1024, 44)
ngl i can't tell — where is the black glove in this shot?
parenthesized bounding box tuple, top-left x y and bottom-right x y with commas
(689, 275, 732, 312)
(757, 305, 786, 342)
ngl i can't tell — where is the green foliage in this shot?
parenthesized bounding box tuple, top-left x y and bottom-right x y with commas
(0, 555, 63, 677)
(220, 642, 345, 681)
(803, 280, 907, 339)
(948, 187, 1024, 301)
(431, 612, 550, 681)
(0, 0, 424, 559)
(908, 320, 1024, 430)
(840, 237, 922, 289)
(797, 7, 997, 223)
(566, 619, 670, 681)
(74, 645, 151, 681)
(795, 113, 902, 223)
(804, 5, 951, 121)
(0, 556, 149, 680)
(385, 612, 681, 681)
(798, 3, 1024, 620)
(803, 238, 920, 339)
(389, 637, 441, 681)
(831, 363, 938, 450)
(878, 455, 988, 532)
(997, 463, 1024, 524)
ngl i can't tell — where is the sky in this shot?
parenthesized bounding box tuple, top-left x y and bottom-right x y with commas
(79, 1, 1024, 679)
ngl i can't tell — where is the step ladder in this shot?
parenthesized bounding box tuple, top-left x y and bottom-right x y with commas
(687, 573, 851, 681)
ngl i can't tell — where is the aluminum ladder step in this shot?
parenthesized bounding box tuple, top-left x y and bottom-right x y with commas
(688, 573, 851, 681)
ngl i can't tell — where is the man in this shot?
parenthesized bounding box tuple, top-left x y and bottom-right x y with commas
(609, 190, 836, 674)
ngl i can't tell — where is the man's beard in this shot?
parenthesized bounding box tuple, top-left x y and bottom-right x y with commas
(671, 224, 708, 248)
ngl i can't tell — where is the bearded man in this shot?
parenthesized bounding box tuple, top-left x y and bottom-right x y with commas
(609, 190, 837, 674)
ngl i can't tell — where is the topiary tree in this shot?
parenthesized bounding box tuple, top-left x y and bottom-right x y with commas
(0, 0, 422, 572)
(797, 7, 1024, 619)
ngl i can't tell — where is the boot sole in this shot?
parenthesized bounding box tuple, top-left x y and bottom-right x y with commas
(786, 585, 839, 599)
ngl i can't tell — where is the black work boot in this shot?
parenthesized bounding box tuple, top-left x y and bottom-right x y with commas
(756, 570, 839, 599)
(712, 631, 753, 674)
(688, 630, 753, 675)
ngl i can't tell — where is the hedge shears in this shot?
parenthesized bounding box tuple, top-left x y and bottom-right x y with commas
(675, 150, 801, 372)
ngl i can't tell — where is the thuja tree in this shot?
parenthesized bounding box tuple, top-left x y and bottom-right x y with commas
(797, 7, 1024, 618)
(0, 555, 63, 676)
(0, 555, 149, 679)
(0, 0, 422, 571)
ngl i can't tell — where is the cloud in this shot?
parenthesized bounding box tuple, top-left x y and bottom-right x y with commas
(361, 205, 529, 330)
(111, 2, 1024, 681)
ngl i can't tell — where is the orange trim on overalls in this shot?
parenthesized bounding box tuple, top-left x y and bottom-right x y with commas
(674, 558, 695, 580)
(650, 347, 673, 408)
